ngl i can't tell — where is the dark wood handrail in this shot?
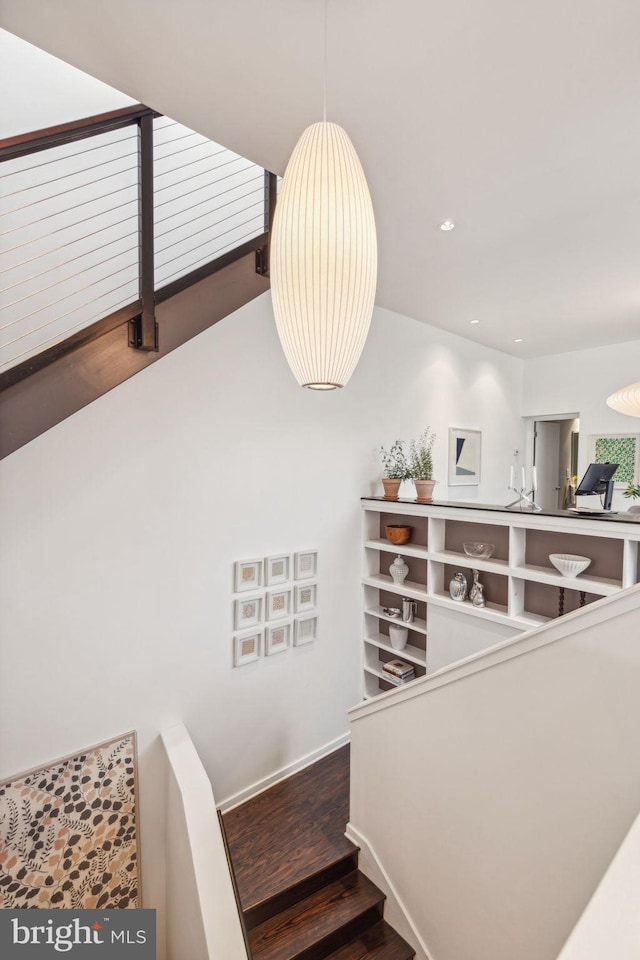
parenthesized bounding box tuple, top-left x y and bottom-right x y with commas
(0, 104, 158, 161)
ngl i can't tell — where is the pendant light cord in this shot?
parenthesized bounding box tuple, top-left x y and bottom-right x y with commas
(323, 0, 327, 122)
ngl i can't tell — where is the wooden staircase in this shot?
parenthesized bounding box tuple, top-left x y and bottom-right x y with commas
(222, 746, 414, 960)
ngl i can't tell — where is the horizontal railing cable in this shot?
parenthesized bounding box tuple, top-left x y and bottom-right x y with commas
(0, 162, 138, 216)
(156, 213, 264, 271)
(155, 181, 262, 229)
(2, 241, 140, 308)
(155, 199, 264, 255)
(0, 203, 138, 266)
(0, 183, 138, 239)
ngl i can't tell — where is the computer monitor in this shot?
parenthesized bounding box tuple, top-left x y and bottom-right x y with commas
(575, 462, 618, 510)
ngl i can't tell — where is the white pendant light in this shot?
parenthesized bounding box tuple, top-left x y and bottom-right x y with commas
(606, 382, 640, 417)
(270, 2, 377, 390)
(271, 123, 377, 389)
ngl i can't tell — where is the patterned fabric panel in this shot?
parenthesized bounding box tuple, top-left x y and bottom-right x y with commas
(0, 733, 139, 909)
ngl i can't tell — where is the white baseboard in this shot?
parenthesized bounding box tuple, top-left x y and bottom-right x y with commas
(217, 732, 351, 813)
(345, 822, 433, 960)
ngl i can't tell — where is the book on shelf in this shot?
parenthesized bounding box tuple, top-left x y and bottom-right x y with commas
(382, 658, 414, 678)
(380, 671, 414, 686)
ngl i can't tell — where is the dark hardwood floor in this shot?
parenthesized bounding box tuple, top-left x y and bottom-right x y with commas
(221, 745, 414, 960)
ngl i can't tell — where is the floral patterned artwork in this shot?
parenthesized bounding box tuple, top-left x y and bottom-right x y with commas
(592, 435, 639, 486)
(0, 733, 139, 909)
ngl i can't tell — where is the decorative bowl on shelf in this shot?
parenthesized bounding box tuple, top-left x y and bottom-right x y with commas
(385, 524, 412, 545)
(463, 541, 495, 560)
(382, 607, 401, 618)
(549, 554, 591, 578)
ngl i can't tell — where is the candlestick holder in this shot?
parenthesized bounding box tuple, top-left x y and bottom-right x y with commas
(505, 482, 542, 512)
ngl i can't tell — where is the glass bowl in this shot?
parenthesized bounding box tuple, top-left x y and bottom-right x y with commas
(463, 541, 495, 560)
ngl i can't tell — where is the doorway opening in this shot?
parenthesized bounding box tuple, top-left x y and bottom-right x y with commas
(526, 414, 580, 511)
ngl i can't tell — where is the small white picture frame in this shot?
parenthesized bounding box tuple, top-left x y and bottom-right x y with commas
(294, 550, 318, 580)
(234, 629, 262, 666)
(294, 613, 318, 646)
(265, 622, 291, 656)
(265, 554, 292, 586)
(265, 588, 292, 621)
(294, 582, 317, 613)
(234, 558, 263, 592)
(234, 594, 263, 630)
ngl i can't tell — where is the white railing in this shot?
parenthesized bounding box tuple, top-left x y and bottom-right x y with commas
(161, 724, 247, 960)
(348, 584, 640, 960)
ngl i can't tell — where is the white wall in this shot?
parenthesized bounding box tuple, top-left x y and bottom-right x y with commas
(0, 291, 522, 954)
(0, 29, 135, 138)
(523, 340, 640, 510)
(348, 586, 640, 960)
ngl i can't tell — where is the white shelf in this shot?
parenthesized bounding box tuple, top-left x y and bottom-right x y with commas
(365, 538, 429, 559)
(510, 563, 620, 596)
(365, 605, 427, 635)
(429, 549, 510, 575)
(428, 592, 511, 625)
(364, 633, 427, 667)
(363, 574, 427, 602)
(364, 664, 418, 687)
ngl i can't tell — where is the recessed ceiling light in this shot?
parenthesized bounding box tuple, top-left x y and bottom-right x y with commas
(514, 338, 523, 343)
(470, 319, 480, 325)
(439, 220, 455, 231)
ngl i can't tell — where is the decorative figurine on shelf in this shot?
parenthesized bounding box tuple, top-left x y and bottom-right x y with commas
(389, 555, 409, 584)
(449, 572, 467, 601)
(469, 569, 486, 607)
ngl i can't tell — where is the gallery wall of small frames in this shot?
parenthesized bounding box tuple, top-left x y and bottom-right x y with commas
(232, 552, 318, 666)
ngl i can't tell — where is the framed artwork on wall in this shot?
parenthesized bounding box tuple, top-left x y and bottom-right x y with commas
(234, 595, 263, 630)
(265, 554, 292, 586)
(294, 613, 318, 646)
(234, 630, 262, 666)
(448, 428, 481, 486)
(294, 582, 317, 613)
(234, 558, 263, 592)
(294, 550, 318, 580)
(0, 732, 140, 909)
(265, 588, 293, 621)
(588, 434, 640, 487)
(265, 622, 291, 656)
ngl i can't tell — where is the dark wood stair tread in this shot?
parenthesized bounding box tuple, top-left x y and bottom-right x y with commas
(223, 746, 355, 914)
(324, 921, 414, 960)
(249, 870, 385, 960)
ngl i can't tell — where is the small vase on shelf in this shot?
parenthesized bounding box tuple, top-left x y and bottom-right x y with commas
(389, 555, 409, 584)
(449, 572, 467, 601)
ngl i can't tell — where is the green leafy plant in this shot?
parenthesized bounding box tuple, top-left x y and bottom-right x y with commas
(623, 484, 640, 500)
(407, 428, 436, 480)
(380, 440, 407, 479)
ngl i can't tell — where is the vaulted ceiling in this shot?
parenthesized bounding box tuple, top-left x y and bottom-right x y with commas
(2, 0, 639, 358)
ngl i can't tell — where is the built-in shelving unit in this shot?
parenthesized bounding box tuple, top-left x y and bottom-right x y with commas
(361, 497, 640, 700)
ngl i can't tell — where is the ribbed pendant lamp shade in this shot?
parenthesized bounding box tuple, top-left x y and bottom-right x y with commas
(271, 122, 377, 389)
(607, 382, 640, 416)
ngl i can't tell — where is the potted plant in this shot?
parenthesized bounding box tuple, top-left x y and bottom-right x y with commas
(623, 484, 640, 513)
(407, 428, 436, 502)
(379, 440, 407, 500)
